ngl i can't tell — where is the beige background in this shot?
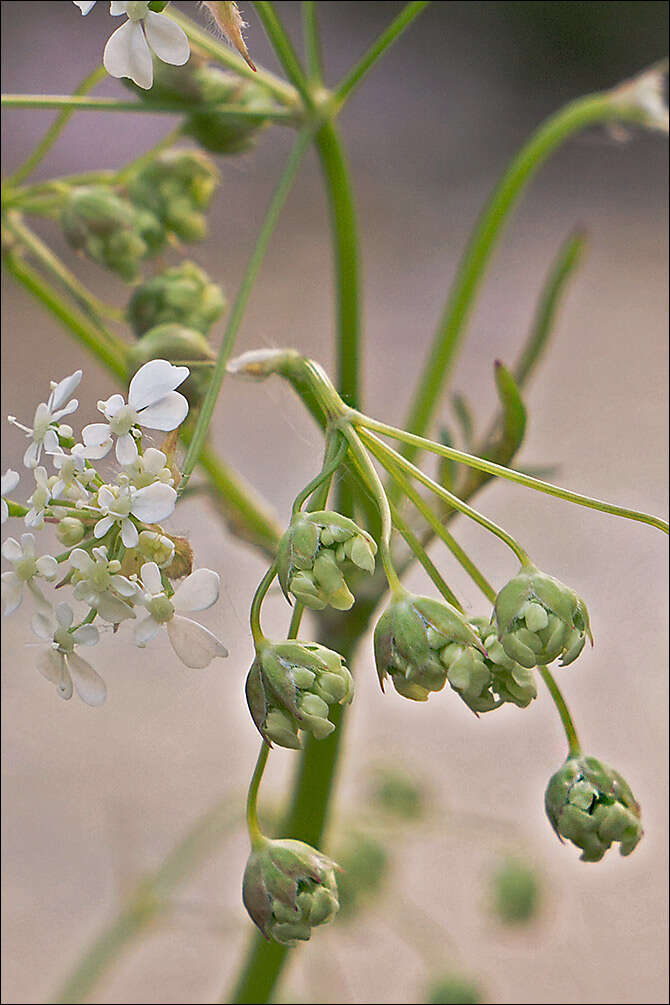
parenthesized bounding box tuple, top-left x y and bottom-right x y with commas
(1, 3, 668, 1003)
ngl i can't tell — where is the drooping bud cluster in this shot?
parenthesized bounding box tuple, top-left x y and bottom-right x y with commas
(374, 593, 485, 701)
(242, 837, 340, 945)
(277, 510, 377, 611)
(494, 564, 591, 669)
(545, 754, 643, 862)
(246, 640, 353, 749)
(126, 261, 226, 337)
(61, 187, 164, 282)
(127, 148, 219, 243)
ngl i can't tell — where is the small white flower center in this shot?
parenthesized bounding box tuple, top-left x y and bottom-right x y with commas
(109, 404, 140, 437)
(15, 556, 38, 582)
(53, 629, 75, 654)
(147, 594, 175, 624)
(125, 1, 150, 21)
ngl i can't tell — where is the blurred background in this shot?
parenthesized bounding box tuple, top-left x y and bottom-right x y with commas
(1, 2, 668, 1003)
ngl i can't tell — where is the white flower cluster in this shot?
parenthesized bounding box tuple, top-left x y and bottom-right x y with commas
(2, 360, 227, 706)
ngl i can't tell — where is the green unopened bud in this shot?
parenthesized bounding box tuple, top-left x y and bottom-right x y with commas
(545, 754, 643, 862)
(277, 510, 377, 612)
(127, 262, 226, 337)
(242, 837, 339, 945)
(56, 516, 86, 547)
(137, 530, 175, 568)
(334, 831, 388, 920)
(490, 856, 541, 925)
(127, 324, 215, 404)
(374, 593, 485, 702)
(61, 187, 164, 281)
(127, 148, 219, 242)
(467, 616, 538, 711)
(370, 768, 425, 820)
(246, 640, 353, 749)
(494, 564, 592, 669)
(425, 976, 483, 1005)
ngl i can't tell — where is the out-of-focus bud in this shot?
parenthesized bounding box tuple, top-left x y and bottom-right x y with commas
(334, 831, 388, 920)
(56, 516, 86, 547)
(127, 324, 215, 405)
(137, 530, 175, 568)
(242, 837, 339, 945)
(374, 593, 485, 702)
(277, 510, 376, 612)
(609, 61, 669, 134)
(61, 187, 163, 281)
(469, 616, 538, 710)
(494, 564, 591, 669)
(127, 148, 219, 243)
(164, 535, 194, 580)
(545, 754, 643, 862)
(490, 856, 541, 925)
(246, 640, 353, 749)
(126, 262, 226, 337)
(424, 975, 483, 1004)
(370, 768, 425, 820)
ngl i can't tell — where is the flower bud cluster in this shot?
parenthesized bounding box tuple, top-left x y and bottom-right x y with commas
(246, 640, 353, 749)
(494, 564, 591, 669)
(127, 149, 219, 243)
(2, 361, 227, 704)
(126, 261, 226, 337)
(277, 510, 377, 612)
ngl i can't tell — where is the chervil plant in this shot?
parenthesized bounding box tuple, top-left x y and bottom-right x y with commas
(1, 4, 667, 1003)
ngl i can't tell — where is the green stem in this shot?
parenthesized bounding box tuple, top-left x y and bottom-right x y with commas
(355, 416, 670, 536)
(302, 2, 324, 84)
(538, 665, 582, 757)
(5, 67, 106, 188)
(179, 129, 312, 493)
(388, 500, 464, 610)
(0, 94, 292, 119)
(287, 602, 305, 639)
(254, 2, 313, 109)
(359, 427, 531, 564)
(403, 89, 656, 454)
(250, 564, 278, 646)
(246, 742, 271, 847)
(291, 434, 346, 515)
(369, 434, 496, 603)
(334, 1, 430, 106)
(49, 798, 239, 1005)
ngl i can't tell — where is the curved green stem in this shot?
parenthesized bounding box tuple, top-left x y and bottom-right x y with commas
(538, 665, 582, 757)
(5, 66, 106, 188)
(355, 416, 670, 536)
(388, 500, 464, 610)
(403, 87, 663, 453)
(334, 1, 430, 106)
(291, 434, 347, 516)
(246, 742, 271, 847)
(250, 564, 278, 646)
(179, 129, 312, 494)
(359, 427, 531, 564)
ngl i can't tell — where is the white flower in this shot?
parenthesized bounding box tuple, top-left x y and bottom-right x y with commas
(137, 529, 175, 568)
(31, 602, 105, 705)
(70, 545, 138, 623)
(135, 561, 228, 668)
(92, 475, 177, 548)
(50, 445, 93, 502)
(76, 1, 190, 90)
(124, 446, 174, 488)
(1, 533, 57, 616)
(8, 370, 82, 468)
(82, 360, 189, 465)
(24, 467, 52, 528)
(1, 468, 19, 524)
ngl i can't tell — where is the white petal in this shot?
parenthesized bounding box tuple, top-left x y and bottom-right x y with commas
(120, 518, 139, 548)
(31, 610, 55, 640)
(82, 422, 113, 448)
(99, 393, 126, 419)
(109, 1, 132, 14)
(129, 360, 189, 411)
(1, 572, 23, 616)
(27, 581, 51, 613)
(69, 549, 95, 573)
(73, 581, 96, 605)
(37, 650, 73, 700)
(104, 19, 154, 89)
(56, 602, 74, 628)
(23, 440, 40, 469)
(140, 561, 162, 595)
(94, 516, 115, 539)
(51, 399, 79, 423)
(167, 616, 228, 669)
(97, 485, 116, 509)
(36, 555, 58, 580)
(173, 568, 220, 613)
(81, 440, 113, 461)
(131, 482, 177, 523)
(42, 429, 61, 456)
(20, 533, 36, 556)
(144, 10, 190, 66)
(66, 652, 107, 706)
(111, 574, 137, 598)
(137, 391, 189, 431)
(24, 508, 45, 529)
(72, 624, 100, 646)
(1, 537, 22, 562)
(73, 1, 97, 14)
(116, 432, 139, 465)
(96, 593, 136, 623)
(135, 613, 161, 646)
(1, 499, 7, 524)
(142, 448, 167, 474)
(1, 469, 20, 495)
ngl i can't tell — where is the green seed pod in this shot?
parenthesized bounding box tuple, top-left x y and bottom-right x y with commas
(490, 856, 541, 925)
(56, 516, 86, 547)
(126, 324, 215, 405)
(545, 754, 643, 862)
(246, 640, 353, 749)
(127, 148, 219, 243)
(277, 510, 377, 612)
(425, 975, 483, 1004)
(374, 593, 485, 702)
(494, 564, 592, 669)
(242, 837, 339, 945)
(61, 187, 164, 281)
(126, 262, 226, 337)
